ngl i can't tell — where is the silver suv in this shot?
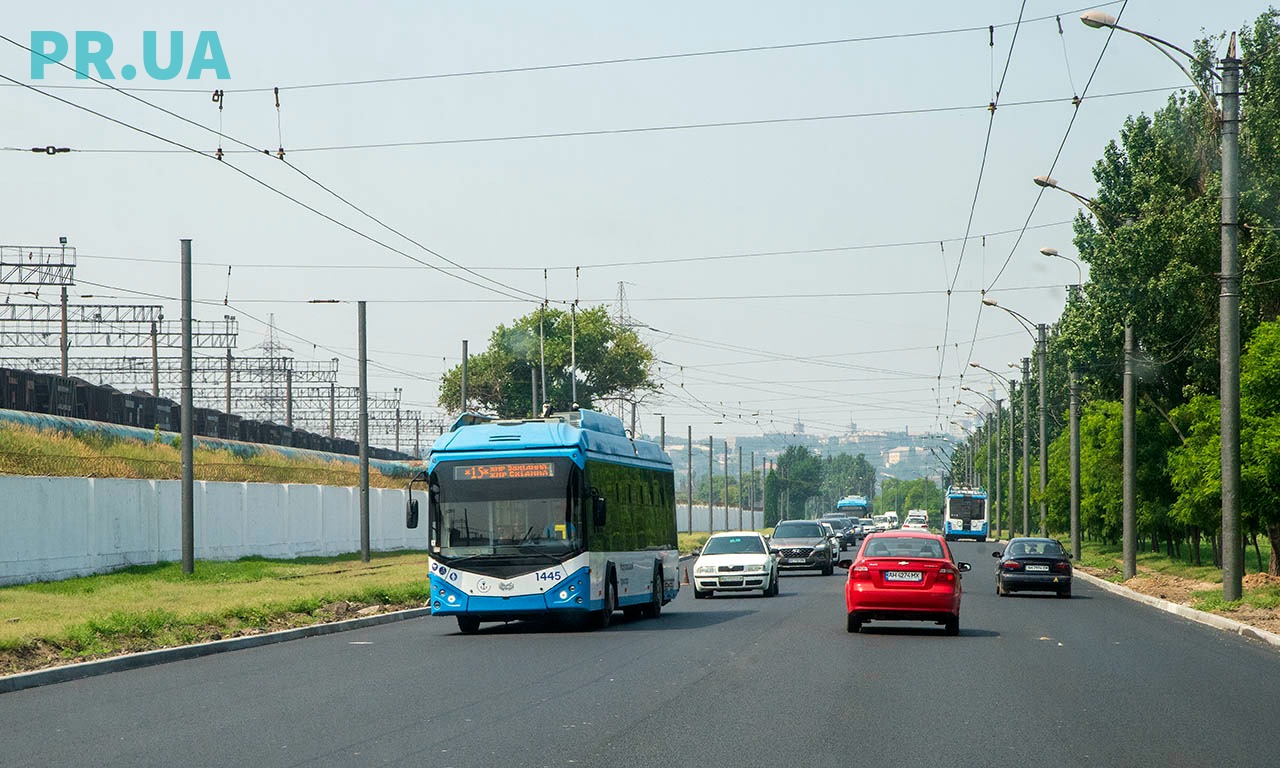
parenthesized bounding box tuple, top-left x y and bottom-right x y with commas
(768, 520, 837, 576)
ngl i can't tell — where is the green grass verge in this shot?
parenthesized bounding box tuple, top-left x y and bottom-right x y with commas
(0, 552, 431, 675)
(0, 422, 412, 486)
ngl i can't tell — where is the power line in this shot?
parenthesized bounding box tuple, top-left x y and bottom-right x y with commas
(52, 219, 1078, 272)
(10, 85, 1187, 156)
(0, 2, 1124, 95)
(0, 34, 547, 305)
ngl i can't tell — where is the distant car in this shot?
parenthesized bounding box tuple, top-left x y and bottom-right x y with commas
(769, 520, 836, 575)
(845, 531, 972, 635)
(693, 531, 780, 599)
(821, 514, 857, 550)
(901, 521, 928, 531)
(871, 514, 891, 532)
(904, 511, 929, 528)
(855, 518, 875, 540)
(819, 521, 843, 554)
(993, 537, 1073, 598)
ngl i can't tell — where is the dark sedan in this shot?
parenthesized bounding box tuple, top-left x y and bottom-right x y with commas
(993, 537, 1073, 598)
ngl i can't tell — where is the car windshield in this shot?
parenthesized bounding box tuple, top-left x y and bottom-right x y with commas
(702, 536, 765, 555)
(1008, 540, 1066, 557)
(862, 537, 944, 559)
(823, 517, 851, 530)
(773, 522, 822, 538)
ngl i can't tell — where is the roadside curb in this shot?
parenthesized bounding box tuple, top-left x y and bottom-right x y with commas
(1075, 570, 1280, 650)
(0, 607, 430, 695)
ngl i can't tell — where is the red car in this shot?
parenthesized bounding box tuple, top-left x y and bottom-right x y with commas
(844, 531, 972, 635)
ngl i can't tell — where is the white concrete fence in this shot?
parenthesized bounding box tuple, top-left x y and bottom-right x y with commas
(677, 505, 765, 533)
(0, 477, 768, 586)
(0, 476, 427, 586)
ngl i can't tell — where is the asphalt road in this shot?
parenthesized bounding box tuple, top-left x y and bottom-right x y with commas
(3, 541, 1279, 767)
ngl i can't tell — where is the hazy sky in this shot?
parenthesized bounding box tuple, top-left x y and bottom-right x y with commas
(2, 1, 1267, 443)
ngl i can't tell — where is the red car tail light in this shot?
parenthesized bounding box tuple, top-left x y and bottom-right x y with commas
(1052, 561, 1071, 573)
(1001, 560, 1023, 570)
(938, 567, 956, 584)
(851, 565, 872, 581)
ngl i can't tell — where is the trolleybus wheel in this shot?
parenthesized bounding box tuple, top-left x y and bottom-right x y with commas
(457, 616, 480, 634)
(597, 577, 617, 629)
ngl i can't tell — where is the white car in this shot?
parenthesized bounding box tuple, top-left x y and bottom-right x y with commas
(903, 513, 929, 531)
(872, 514, 892, 532)
(692, 531, 780, 598)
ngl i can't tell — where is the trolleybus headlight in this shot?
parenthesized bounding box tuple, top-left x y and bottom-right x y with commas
(559, 590, 569, 600)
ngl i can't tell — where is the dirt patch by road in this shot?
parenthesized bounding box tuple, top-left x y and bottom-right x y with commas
(1079, 566, 1280, 636)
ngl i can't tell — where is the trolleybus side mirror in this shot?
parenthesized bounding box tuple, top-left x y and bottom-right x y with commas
(406, 498, 419, 529)
(592, 491, 607, 527)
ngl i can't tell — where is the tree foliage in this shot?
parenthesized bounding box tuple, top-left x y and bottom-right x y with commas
(437, 305, 657, 417)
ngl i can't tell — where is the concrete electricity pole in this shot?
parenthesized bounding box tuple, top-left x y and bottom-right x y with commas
(180, 239, 194, 576)
(1123, 323, 1136, 580)
(1021, 358, 1031, 538)
(1038, 324, 1048, 536)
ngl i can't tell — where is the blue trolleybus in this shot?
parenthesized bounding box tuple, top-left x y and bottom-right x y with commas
(406, 409, 679, 633)
(941, 485, 989, 542)
(835, 495, 870, 516)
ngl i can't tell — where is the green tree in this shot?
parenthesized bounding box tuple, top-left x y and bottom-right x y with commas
(437, 305, 657, 417)
(820, 453, 875, 509)
(764, 446, 822, 526)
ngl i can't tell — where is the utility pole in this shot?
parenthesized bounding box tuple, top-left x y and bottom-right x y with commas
(708, 435, 714, 533)
(723, 440, 729, 530)
(1069, 368, 1081, 560)
(151, 321, 160, 397)
(329, 381, 336, 438)
(224, 349, 232, 415)
(1034, 322, 1044, 535)
(460, 339, 468, 413)
(1021, 357, 1031, 538)
(180, 238, 194, 576)
(60, 285, 69, 377)
(994, 399, 1003, 540)
(750, 451, 757, 526)
(738, 444, 744, 530)
(358, 300, 370, 563)
(1220, 37, 1243, 601)
(285, 367, 293, 428)
(687, 426, 693, 533)
(1123, 323, 1136, 580)
(1008, 380, 1016, 541)
(659, 415, 665, 451)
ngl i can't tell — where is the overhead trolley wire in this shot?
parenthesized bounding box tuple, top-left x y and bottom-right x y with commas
(0, 33, 547, 306)
(0, 2, 1125, 95)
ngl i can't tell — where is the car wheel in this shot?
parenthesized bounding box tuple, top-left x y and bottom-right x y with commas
(846, 613, 862, 633)
(764, 571, 779, 597)
(1057, 585, 1072, 599)
(944, 615, 960, 636)
(693, 587, 711, 599)
(996, 578, 1006, 597)
(645, 570, 665, 616)
(597, 578, 616, 629)
(822, 558, 834, 576)
(457, 616, 480, 634)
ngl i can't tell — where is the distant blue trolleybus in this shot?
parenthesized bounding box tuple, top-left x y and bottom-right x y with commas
(406, 409, 679, 633)
(941, 485, 989, 542)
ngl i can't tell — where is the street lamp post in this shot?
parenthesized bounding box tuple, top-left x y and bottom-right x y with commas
(983, 299, 1047, 538)
(968, 364, 1016, 541)
(1080, 5, 1243, 603)
(961, 385, 1002, 538)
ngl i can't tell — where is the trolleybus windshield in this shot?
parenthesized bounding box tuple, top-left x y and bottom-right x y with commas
(430, 457, 583, 561)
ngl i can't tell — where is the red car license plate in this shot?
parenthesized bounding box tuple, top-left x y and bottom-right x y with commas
(884, 571, 922, 582)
